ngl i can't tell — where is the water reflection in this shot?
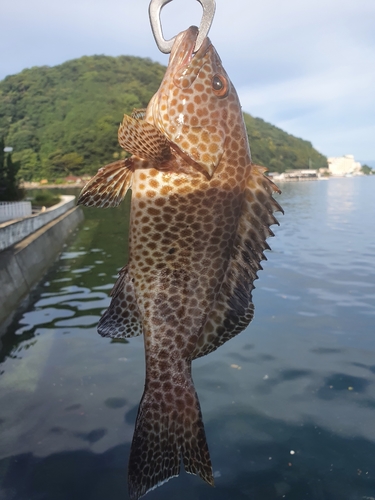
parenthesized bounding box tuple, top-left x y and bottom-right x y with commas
(1, 178, 375, 499)
(1, 416, 375, 500)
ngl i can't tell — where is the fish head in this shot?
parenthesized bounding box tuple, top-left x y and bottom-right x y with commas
(148, 26, 242, 178)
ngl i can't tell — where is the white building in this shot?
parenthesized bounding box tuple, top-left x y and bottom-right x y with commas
(327, 155, 362, 176)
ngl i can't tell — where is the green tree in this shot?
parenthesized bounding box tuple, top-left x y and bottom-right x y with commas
(269, 158, 284, 173)
(12, 148, 42, 181)
(361, 164, 374, 175)
(5, 153, 21, 199)
(0, 138, 6, 198)
(49, 150, 84, 176)
(0, 138, 23, 201)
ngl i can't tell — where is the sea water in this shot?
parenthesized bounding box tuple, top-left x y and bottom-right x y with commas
(0, 176, 374, 500)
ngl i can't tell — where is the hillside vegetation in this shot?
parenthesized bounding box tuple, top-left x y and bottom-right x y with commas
(0, 55, 327, 181)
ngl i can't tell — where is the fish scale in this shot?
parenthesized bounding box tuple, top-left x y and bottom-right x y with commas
(78, 25, 282, 500)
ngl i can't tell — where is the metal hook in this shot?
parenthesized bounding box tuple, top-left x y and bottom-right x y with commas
(149, 0, 216, 54)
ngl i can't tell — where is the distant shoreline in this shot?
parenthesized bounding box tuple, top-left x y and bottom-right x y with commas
(22, 173, 373, 191)
(23, 182, 86, 190)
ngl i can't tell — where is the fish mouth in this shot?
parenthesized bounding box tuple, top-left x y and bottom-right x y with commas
(170, 25, 212, 70)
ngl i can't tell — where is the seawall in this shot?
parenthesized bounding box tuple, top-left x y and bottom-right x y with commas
(0, 205, 84, 328)
(0, 195, 77, 252)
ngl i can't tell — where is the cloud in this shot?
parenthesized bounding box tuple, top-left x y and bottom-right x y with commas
(235, 35, 375, 158)
(1, 0, 374, 159)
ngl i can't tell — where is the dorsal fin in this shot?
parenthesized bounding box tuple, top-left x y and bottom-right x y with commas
(192, 164, 283, 359)
(98, 266, 143, 339)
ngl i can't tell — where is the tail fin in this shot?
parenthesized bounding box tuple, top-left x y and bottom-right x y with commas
(128, 375, 214, 499)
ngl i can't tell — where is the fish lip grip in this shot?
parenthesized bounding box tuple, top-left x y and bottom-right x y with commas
(149, 0, 216, 54)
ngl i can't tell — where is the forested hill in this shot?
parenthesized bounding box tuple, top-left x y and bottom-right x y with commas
(0, 55, 327, 181)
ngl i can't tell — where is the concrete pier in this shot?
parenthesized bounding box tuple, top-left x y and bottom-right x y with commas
(0, 195, 77, 252)
(0, 201, 83, 327)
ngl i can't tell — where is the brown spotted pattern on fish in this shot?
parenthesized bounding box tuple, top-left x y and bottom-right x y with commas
(78, 25, 283, 500)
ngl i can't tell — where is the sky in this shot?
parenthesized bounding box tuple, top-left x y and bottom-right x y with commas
(1, 0, 374, 163)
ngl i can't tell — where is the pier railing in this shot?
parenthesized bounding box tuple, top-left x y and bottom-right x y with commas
(0, 201, 32, 223)
(0, 196, 76, 251)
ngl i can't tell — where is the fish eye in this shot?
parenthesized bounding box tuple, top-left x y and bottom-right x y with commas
(212, 75, 223, 91)
(212, 74, 229, 97)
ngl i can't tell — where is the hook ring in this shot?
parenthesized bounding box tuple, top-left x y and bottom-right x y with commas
(149, 0, 216, 54)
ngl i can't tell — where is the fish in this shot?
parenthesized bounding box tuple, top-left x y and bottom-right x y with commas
(78, 25, 282, 500)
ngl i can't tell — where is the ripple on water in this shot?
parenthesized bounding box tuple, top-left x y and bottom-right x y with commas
(72, 267, 94, 274)
(55, 316, 100, 327)
(60, 251, 87, 259)
(35, 287, 93, 307)
(63, 298, 110, 311)
(19, 308, 75, 327)
(92, 284, 114, 291)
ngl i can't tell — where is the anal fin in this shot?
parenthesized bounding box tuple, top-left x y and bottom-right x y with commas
(98, 266, 143, 339)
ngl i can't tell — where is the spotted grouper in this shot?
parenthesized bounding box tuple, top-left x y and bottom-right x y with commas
(78, 25, 282, 500)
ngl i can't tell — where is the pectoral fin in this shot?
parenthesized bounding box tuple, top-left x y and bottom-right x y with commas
(77, 159, 133, 208)
(131, 108, 147, 120)
(118, 114, 171, 164)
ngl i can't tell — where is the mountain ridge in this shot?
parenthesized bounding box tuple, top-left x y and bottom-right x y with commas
(0, 54, 327, 181)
